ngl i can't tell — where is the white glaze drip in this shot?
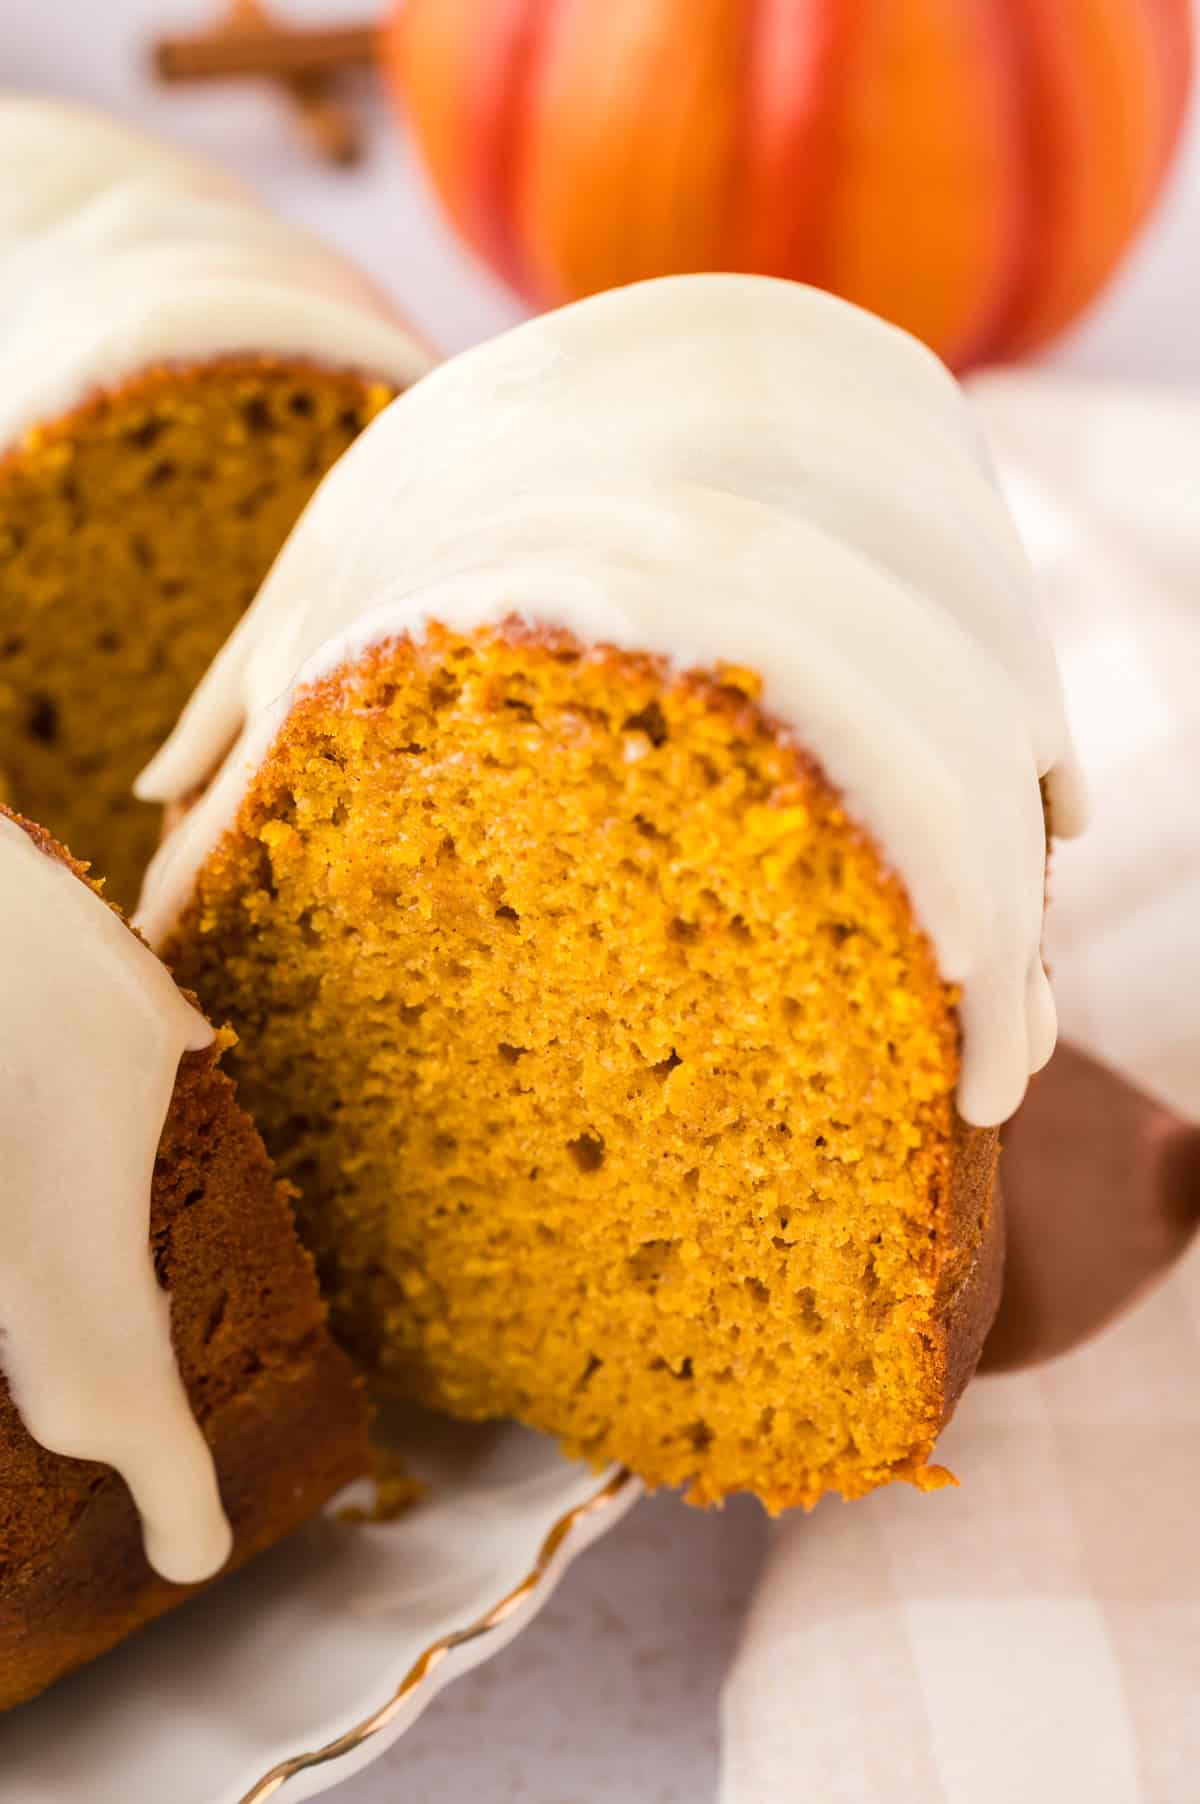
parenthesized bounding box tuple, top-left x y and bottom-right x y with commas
(137, 275, 1085, 1127)
(0, 95, 432, 451)
(0, 817, 230, 1584)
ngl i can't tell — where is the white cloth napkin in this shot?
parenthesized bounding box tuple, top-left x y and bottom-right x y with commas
(719, 376, 1200, 1804)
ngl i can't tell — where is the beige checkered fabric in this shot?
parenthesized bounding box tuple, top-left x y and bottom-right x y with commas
(981, 378, 1200, 1123)
(720, 377, 1200, 1804)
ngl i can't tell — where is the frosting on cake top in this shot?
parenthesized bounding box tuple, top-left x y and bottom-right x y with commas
(137, 273, 1085, 1128)
(0, 95, 431, 451)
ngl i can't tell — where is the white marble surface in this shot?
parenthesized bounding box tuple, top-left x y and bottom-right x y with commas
(5, 3, 1199, 1800)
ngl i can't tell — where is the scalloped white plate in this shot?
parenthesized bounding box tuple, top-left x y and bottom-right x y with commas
(0, 1408, 640, 1803)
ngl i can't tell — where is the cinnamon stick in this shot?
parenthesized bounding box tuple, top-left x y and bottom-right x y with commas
(154, 22, 378, 84)
(279, 75, 363, 165)
(220, 0, 365, 166)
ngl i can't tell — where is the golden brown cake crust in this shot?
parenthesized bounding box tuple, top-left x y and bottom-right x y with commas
(939, 1117, 1004, 1423)
(0, 811, 370, 1710)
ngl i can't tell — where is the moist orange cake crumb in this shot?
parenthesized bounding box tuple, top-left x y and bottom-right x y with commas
(163, 623, 1002, 1510)
(0, 359, 395, 904)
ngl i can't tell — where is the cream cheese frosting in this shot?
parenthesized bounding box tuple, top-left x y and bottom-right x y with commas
(137, 273, 1084, 1128)
(0, 816, 230, 1584)
(0, 95, 432, 451)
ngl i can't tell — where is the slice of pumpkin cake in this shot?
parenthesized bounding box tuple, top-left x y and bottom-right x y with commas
(0, 807, 367, 1707)
(0, 96, 431, 904)
(137, 275, 1083, 1510)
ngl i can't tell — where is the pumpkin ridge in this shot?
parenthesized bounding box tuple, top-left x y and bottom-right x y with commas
(720, 0, 849, 284)
(994, 0, 1183, 358)
(466, 0, 557, 299)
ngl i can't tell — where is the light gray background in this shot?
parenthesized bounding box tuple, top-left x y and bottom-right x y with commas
(6, 3, 1198, 1799)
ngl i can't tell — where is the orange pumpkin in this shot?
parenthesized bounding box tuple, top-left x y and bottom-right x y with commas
(386, 0, 1193, 369)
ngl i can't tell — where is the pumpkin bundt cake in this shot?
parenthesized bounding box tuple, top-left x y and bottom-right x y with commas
(0, 808, 368, 1709)
(138, 275, 1083, 1511)
(0, 97, 432, 905)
